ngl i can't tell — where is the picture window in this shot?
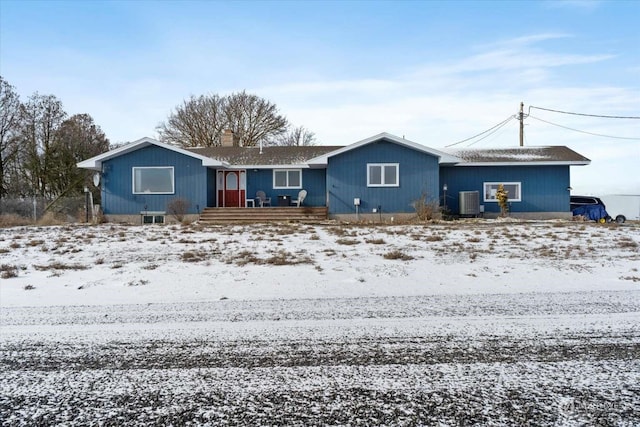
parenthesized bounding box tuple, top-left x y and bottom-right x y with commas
(133, 167, 174, 194)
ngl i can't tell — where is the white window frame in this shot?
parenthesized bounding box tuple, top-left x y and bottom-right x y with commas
(142, 214, 165, 224)
(273, 169, 302, 189)
(367, 163, 399, 187)
(483, 182, 522, 202)
(132, 167, 175, 194)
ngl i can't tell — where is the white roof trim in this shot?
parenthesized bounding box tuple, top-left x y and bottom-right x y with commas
(76, 137, 228, 170)
(306, 132, 461, 166)
(455, 160, 591, 167)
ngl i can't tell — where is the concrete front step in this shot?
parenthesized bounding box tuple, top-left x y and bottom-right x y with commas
(199, 207, 328, 223)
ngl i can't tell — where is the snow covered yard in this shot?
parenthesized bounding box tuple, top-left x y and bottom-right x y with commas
(1, 220, 639, 425)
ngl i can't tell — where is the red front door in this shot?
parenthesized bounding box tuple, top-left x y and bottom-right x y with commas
(217, 171, 246, 207)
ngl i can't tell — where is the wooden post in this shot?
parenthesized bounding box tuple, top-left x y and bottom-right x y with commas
(519, 102, 524, 147)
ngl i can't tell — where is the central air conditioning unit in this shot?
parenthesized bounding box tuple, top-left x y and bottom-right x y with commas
(459, 191, 480, 216)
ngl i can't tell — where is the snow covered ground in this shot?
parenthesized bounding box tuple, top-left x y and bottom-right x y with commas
(1, 220, 639, 425)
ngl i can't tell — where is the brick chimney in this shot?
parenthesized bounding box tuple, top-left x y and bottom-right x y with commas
(221, 129, 239, 147)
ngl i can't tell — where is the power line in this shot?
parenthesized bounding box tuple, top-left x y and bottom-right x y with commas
(528, 115, 640, 140)
(466, 116, 516, 147)
(529, 105, 640, 119)
(445, 115, 516, 147)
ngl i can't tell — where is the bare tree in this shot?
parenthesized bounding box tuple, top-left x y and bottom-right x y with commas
(0, 78, 112, 199)
(157, 94, 225, 147)
(157, 91, 290, 147)
(274, 125, 317, 146)
(49, 114, 110, 196)
(19, 93, 67, 197)
(223, 91, 288, 147)
(0, 76, 22, 199)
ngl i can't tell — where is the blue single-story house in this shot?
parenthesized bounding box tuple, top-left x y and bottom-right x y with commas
(77, 131, 590, 222)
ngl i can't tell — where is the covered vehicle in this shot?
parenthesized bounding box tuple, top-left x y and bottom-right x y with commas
(572, 204, 610, 222)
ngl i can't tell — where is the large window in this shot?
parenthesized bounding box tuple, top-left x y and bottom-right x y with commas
(367, 163, 399, 187)
(273, 169, 302, 189)
(133, 167, 175, 194)
(484, 182, 521, 202)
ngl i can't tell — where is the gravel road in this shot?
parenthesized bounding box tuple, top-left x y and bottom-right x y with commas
(2, 291, 639, 426)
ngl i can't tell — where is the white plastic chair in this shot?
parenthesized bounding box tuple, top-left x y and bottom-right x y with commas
(291, 189, 307, 207)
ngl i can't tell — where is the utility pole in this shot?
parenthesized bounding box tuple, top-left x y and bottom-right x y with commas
(519, 102, 524, 147)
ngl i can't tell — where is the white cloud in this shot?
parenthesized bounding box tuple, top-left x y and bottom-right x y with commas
(251, 33, 638, 195)
(8, 28, 636, 194)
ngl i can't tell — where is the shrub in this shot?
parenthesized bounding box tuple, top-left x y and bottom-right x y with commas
(413, 195, 440, 221)
(383, 250, 414, 261)
(263, 249, 312, 265)
(496, 184, 509, 217)
(336, 238, 359, 245)
(182, 251, 199, 262)
(617, 237, 638, 249)
(34, 262, 88, 271)
(0, 214, 32, 227)
(167, 198, 190, 223)
(1, 264, 19, 279)
(36, 212, 65, 226)
(327, 226, 356, 237)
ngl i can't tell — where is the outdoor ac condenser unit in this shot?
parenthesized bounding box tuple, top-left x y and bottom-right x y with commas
(459, 191, 480, 216)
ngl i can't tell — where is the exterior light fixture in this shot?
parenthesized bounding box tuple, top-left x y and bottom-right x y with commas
(443, 184, 448, 214)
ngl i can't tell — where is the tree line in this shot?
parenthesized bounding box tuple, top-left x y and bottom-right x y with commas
(0, 76, 109, 201)
(1, 76, 315, 201)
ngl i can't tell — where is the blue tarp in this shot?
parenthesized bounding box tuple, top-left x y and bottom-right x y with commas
(572, 205, 609, 221)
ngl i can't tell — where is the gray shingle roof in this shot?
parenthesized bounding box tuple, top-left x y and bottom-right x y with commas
(182, 143, 590, 167)
(185, 146, 343, 166)
(451, 146, 590, 165)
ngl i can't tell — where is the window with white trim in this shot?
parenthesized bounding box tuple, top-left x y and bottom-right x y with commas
(133, 167, 175, 194)
(142, 215, 165, 224)
(273, 169, 302, 189)
(483, 182, 521, 202)
(367, 163, 399, 187)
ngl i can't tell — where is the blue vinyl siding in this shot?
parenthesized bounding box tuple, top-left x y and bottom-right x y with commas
(246, 169, 326, 206)
(95, 138, 575, 218)
(439, 165, 571, 214)
(327, 140, 440, 215)
(101, 145, 208, 214)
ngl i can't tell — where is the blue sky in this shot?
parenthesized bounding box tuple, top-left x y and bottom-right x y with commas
(1, 0, 638, 194)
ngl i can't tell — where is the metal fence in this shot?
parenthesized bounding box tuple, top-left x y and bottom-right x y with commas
(0, 196, 88, 222)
